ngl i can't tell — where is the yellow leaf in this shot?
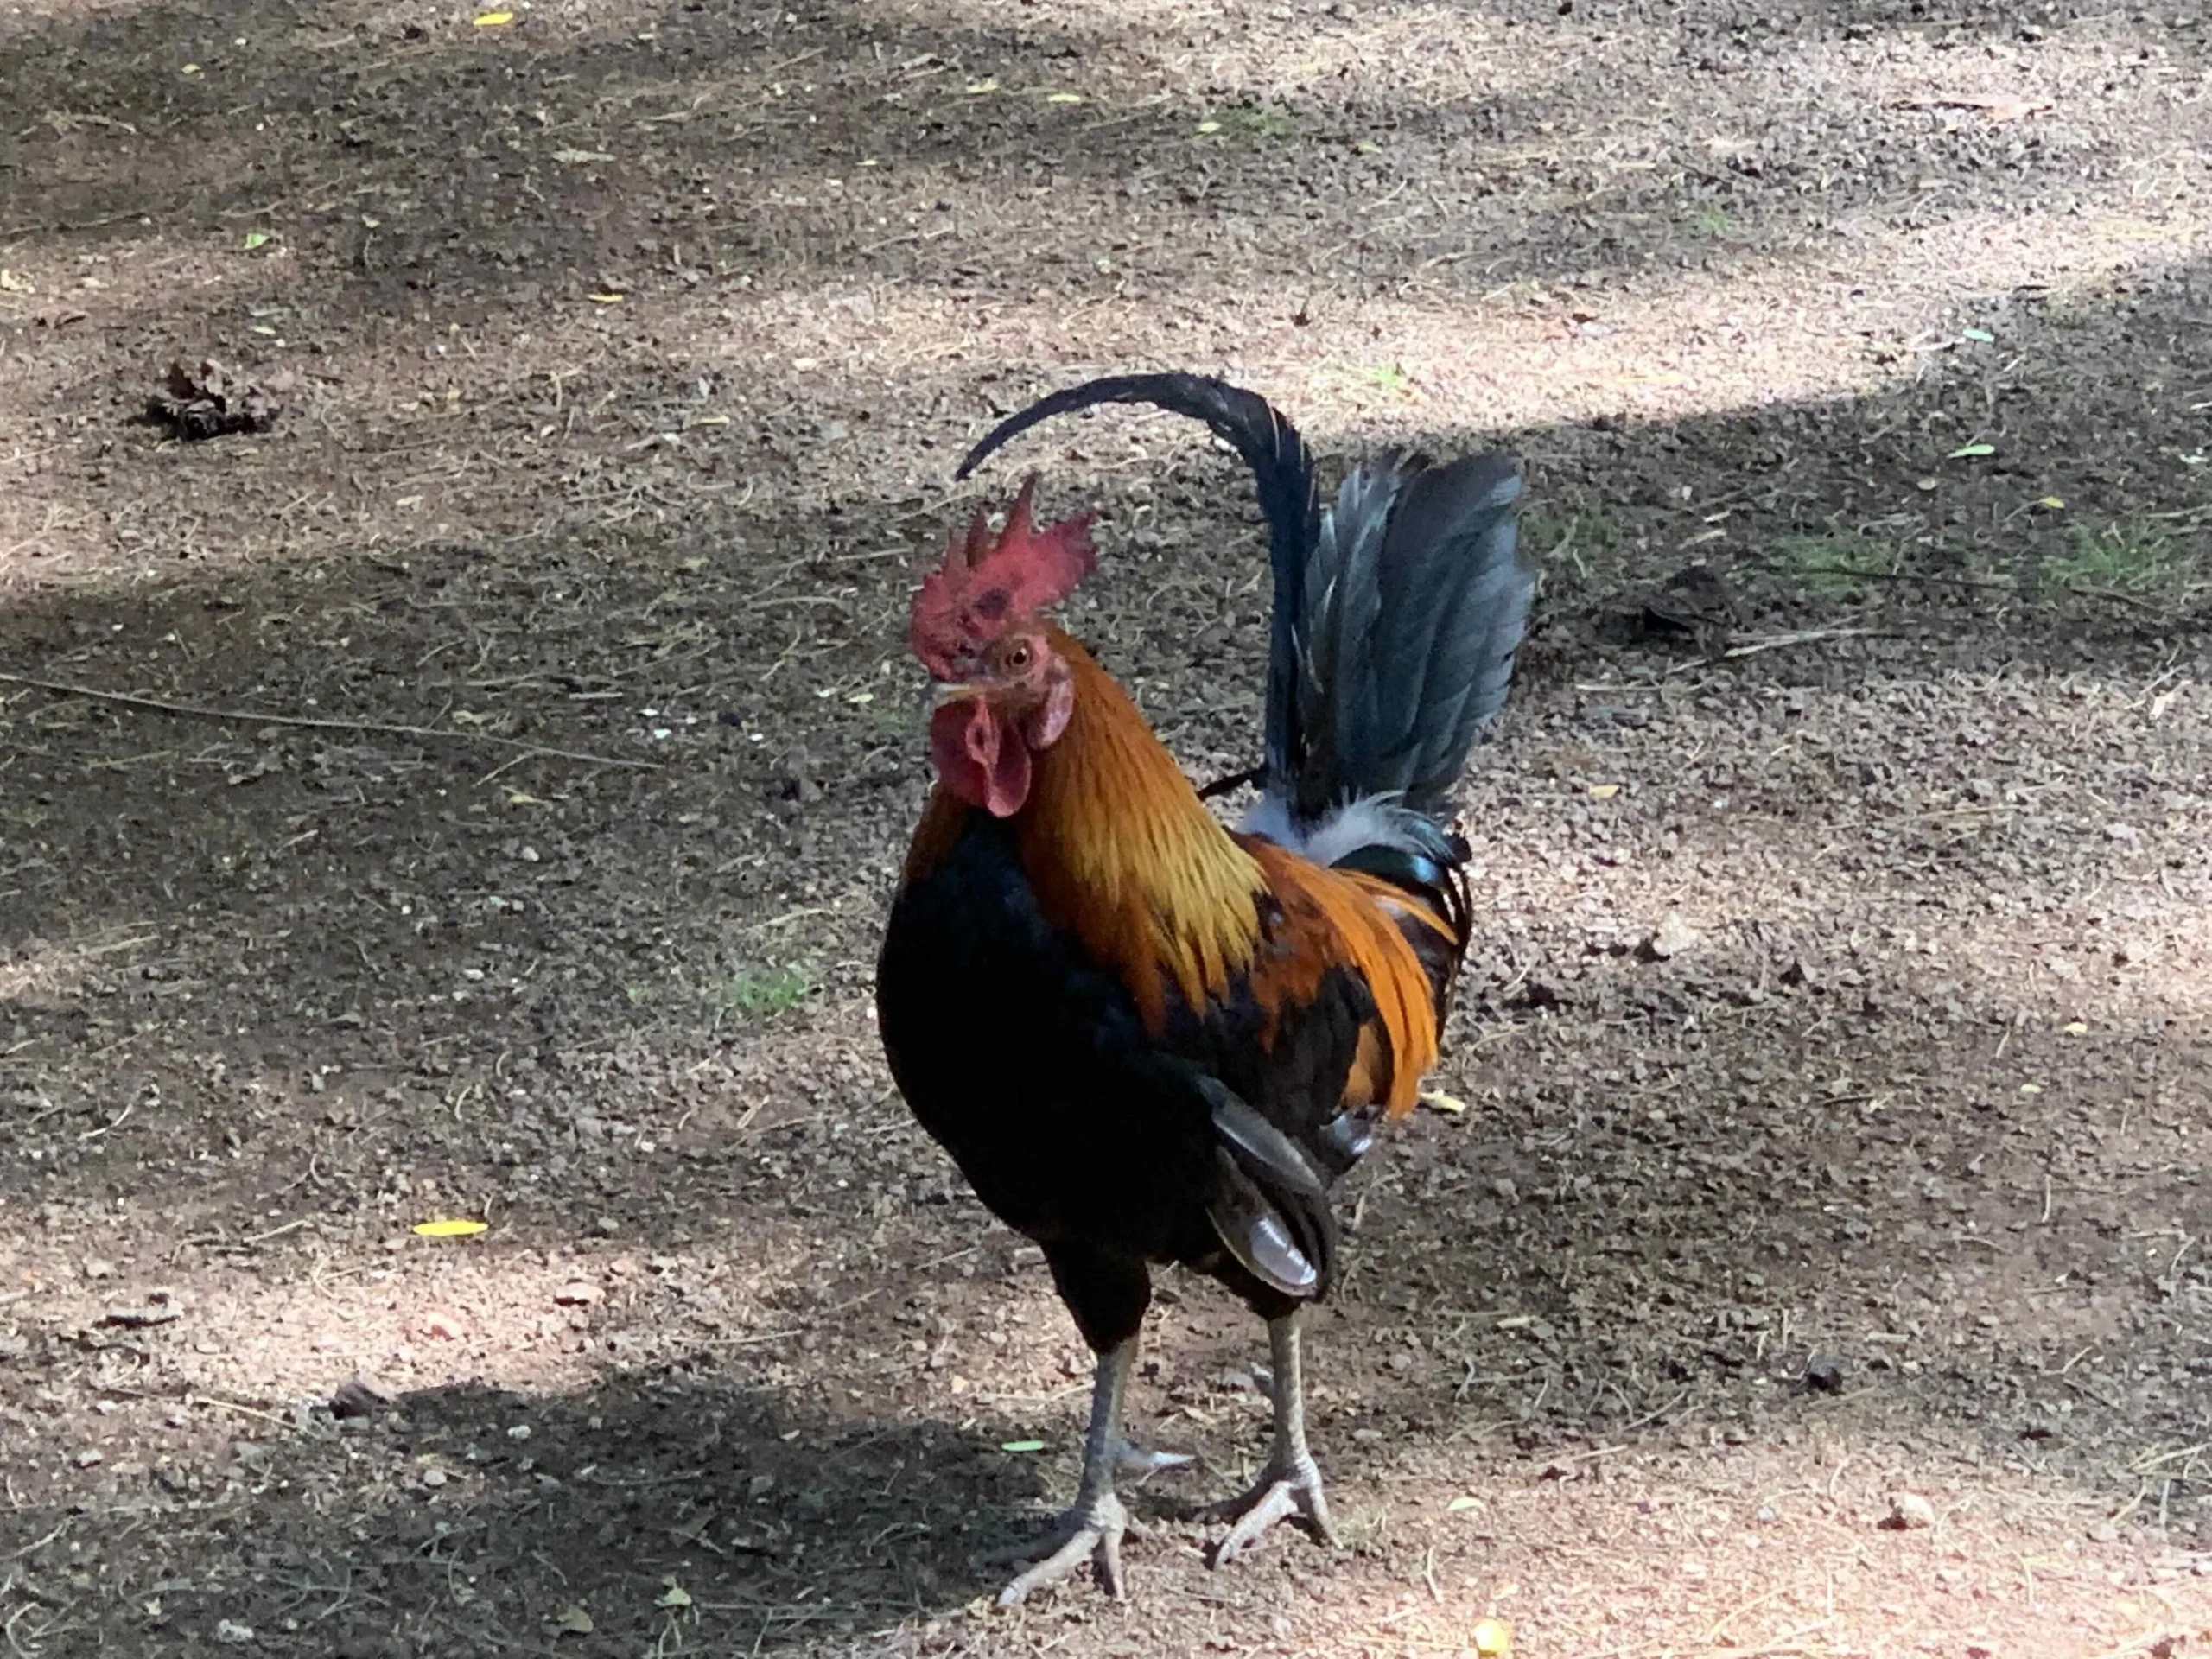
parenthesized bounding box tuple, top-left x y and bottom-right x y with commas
(588, 291, 624, 304)
(1447, 1494, 1483, 1512)
(964, 77, 998, 93)
(474, 10, 515, 24)
(506, 791, 543, 805)
(1045, 92, 1084, 104)
(1472, 1618, 1513, 1656)
(657, 1581, 692, 1609)
(1195, 119, 1222, 134)
(2019, 1083, 2043, 1096)
(553, 1604, 593, 1634)
(2062, 1021, 2087, 1035)
(412, 1218, 489, 1238)
(1587, 783, 1619, 799)
(2037, 495, 2065, 509)
(1421, 1089, 1467, 1116)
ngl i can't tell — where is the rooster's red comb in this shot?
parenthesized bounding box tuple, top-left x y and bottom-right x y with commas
(908, 476, 1096, 678)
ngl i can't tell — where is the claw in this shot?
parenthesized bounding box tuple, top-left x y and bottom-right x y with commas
(991, 1488, 1132, 1605)
(1208, 1451, 1338, 1567)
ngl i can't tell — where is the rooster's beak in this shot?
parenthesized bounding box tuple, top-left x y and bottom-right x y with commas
(917, 679, 980, 728)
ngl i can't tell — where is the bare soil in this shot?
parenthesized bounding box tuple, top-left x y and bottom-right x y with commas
(3, 0, 2210, 1656)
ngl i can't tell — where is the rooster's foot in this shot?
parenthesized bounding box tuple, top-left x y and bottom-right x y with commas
(1206, 1449, 1338, 1567)
(987, 1487, 1141, 1606)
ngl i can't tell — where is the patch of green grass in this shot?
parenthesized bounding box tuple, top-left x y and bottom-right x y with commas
(715, 962, 815, 1021)
(1764, 532, 1893, 599)
(1563, 505, 1624, 556)
(1694, 203, 1733, 238)
(2042, 518, 2201, 597)
(1353, 362, 1410, 393)
(1522, 504, 1624, 569)
(1198, 103, 1300, 142)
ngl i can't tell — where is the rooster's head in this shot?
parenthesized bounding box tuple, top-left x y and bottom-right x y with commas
(907, 477, 1096, 818)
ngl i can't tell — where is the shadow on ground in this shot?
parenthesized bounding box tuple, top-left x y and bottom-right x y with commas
(5, 1370, 1045, 1657)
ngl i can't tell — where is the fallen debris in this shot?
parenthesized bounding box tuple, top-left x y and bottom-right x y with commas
(145, 358, 292, 439)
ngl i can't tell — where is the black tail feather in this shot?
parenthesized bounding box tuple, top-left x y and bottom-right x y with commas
(1296, 452, 1529, 822)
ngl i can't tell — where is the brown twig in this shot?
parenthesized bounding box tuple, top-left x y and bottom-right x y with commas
(1720, 626, 1885, 658)
(0, 670, 658, 770)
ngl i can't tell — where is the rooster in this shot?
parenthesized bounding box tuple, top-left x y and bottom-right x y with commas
(876, 373, 1532, 1605)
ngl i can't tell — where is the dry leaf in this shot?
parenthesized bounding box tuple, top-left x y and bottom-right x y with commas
(412, 1218, 488, 1237)
(146, 358, 288, 439)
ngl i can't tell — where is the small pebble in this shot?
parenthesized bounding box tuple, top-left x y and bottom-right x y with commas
(1886, 1491, 1936, 1529)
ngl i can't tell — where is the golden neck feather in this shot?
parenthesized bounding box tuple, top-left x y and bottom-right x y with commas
(1014, 627, 1266, 1028)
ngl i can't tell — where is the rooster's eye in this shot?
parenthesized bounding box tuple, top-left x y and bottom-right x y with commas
(1004, 644, 1032, 671)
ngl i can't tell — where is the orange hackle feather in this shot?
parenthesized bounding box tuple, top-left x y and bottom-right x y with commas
(1237, 845, 1445, 1119)
(1007, 626, 1446, 1117)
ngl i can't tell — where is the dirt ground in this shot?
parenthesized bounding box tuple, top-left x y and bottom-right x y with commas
(3, 0, 2210, 1654)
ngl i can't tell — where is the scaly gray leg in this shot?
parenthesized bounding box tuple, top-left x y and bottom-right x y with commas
(989, 1337, 1157, 1605)
(1209, 1310, 1338, 1566)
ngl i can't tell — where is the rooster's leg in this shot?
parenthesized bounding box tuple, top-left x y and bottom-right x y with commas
(1210, 1310, 1339, 1565)
(990, 1337, 1144, 1605)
